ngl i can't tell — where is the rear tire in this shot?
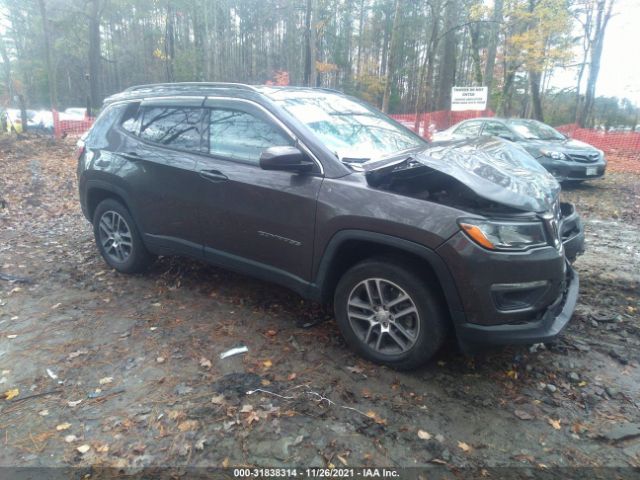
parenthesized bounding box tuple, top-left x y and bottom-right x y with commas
(92, 198, 154, 273)
(334, 257, 447, 370)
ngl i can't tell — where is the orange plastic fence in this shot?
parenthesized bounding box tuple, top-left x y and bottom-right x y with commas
(555, 123, 640, 161)
(53, 110, 95, 139)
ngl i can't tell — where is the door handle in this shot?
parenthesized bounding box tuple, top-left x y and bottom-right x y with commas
(199, 169, 228, 182)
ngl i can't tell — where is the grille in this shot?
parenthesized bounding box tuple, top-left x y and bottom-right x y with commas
(567, 152, 600, 163)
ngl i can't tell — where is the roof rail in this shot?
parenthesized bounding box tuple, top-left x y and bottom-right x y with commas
(124, 82, 258, 92)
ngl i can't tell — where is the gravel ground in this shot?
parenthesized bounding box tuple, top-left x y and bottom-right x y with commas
(0, 135, 639, 475)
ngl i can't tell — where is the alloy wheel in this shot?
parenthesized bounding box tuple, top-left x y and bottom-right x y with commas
(347, 278, 420, 355)
(98, 210, 133, 263)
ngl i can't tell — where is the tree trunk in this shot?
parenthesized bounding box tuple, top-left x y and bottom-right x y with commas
(88, 0, 102, 112)
(164, 2, 175, 82)
(303, 0, 314, 86)
(529, 69, 543, 120)
(0, 35, 12, 101)
(38, 0, 57, 110)
(578, 0, 614, 127)
(436, 0, 458, 110)
(484, 0, 503, 99)
(382, 0, 402, 113)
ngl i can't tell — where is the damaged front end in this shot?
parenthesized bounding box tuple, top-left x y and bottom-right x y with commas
(361, 137, 585, 350)
(363, 137, 584, 260)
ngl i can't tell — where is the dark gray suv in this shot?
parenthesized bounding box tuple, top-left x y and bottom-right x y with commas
(77, 83, 584, 369)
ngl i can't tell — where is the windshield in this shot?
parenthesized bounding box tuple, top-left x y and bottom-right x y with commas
(507, 119, 565, 141)
(266, 89, 427, 162)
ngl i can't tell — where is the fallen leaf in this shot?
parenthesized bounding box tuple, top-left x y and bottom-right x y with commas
(211, 394, 225, 404)
(51, 303, 61, 310)
(365, 410, 387, 425)
(156, 356, 165, 364)
(68, 399, 82, 407)
(418, 430, 432, 440)
(56, 422, 72, 431)
(240, 404, 254, 413)
(6, 335, 17, 339)
(221, 457, 230, 468)
(38, 409, 49, 416)
(262, 359, 273, 369)
(46, 369, 58, 380)
(99, 376, 113, 385)
(76, 444, 91, 454)
(346, 365, 364, 374)
(266, 329, 277, 337)
(548, 418, 562, 430)
(64, 435, 78, 443)
(96, 443, 109, 453)
(337, 454, 349, 465)
(168, 410, 185, 421)
(195, 438, 206, 451)
(458, 441, 472, 452)
(4, 388, 19, 400)
(67, 349, 89, 360)
(199, 357, 212, 369)
(514, 409, 535, 421)
(287, 372, 297, 381)
(177, 419, 199, 432)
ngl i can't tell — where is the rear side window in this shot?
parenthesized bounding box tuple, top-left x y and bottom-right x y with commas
(85, 103, 126, 148)
(208, 108, 292, 164)
(138, 107, 204, 151)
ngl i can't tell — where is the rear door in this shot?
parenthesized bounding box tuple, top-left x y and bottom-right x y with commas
(116, 98, 206, 256)
(196, 98, 323, 282)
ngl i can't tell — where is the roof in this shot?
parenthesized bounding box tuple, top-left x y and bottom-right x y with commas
(104, 82, 346, 105)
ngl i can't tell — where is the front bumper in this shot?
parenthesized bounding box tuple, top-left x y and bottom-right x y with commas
(537, 156, 607, 181)
(436, 204, 584, 351)
(455, 264, 578, 350)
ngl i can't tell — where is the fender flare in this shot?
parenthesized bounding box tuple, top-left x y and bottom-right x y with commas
(312, 230, 465, 322)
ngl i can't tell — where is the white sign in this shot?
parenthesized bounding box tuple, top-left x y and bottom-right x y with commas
(451, 87, 488, 111)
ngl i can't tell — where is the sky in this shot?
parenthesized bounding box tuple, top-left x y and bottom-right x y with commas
(550, 0, 640, 105)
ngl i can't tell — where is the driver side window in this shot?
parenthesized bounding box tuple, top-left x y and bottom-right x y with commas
(208, 108, 292, 165)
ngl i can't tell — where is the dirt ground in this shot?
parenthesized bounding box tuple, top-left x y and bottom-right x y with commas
(1, 135, 639, 474)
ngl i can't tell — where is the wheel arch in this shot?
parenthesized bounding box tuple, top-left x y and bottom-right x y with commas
(312, 230, 465, 324)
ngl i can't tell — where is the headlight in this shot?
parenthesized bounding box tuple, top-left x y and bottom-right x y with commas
(540, 149, 566, 160)
(459, 218, 548, 251)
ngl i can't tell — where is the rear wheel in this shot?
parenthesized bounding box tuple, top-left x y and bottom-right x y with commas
(334, 258, 447, 369)
(92, 198, 154, 273)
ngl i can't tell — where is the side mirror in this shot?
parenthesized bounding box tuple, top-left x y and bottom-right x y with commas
(259, 146, 315, 173)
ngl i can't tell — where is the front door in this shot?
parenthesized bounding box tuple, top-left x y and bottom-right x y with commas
(196, 99, 323, 283)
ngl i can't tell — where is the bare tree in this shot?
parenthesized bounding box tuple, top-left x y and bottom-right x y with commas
(577, 0, 615, 127)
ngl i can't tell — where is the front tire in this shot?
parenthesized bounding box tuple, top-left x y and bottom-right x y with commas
(92, 198, 154, 273)
(334, 258, 447, 369)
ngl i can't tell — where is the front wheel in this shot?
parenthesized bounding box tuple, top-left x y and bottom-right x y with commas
(92, 198, 154, 273)
(334, 258, 447, 369)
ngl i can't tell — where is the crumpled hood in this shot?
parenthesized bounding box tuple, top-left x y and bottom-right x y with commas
(364, 137, 560, 213)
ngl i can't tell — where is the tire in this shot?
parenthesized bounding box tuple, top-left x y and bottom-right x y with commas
(92, 198, 154, 273)
(333, 257, 447, 370)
